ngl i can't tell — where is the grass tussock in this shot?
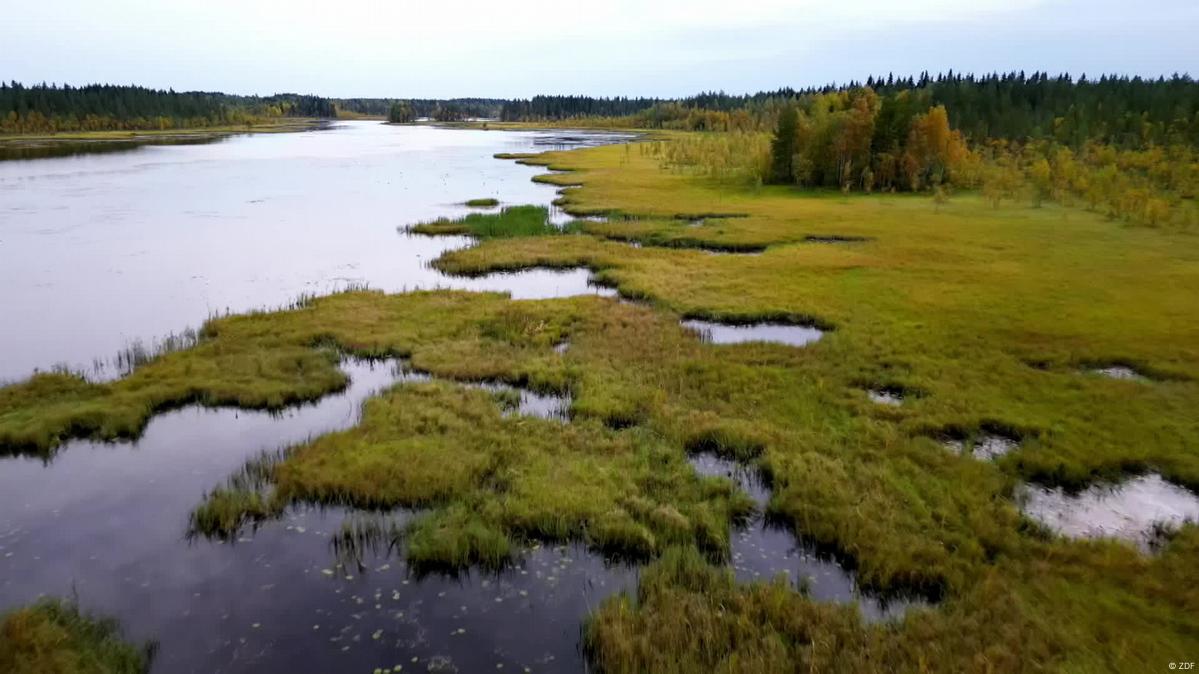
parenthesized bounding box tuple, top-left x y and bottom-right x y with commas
(189, 379, 750, 567)
(0, 599, 152, 674)
(464, 197, 499, 208)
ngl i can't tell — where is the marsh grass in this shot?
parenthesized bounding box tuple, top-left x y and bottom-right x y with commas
(188, 378, 749, 569)
(408, 205, 578, 238)
(0, 599, 153, 674)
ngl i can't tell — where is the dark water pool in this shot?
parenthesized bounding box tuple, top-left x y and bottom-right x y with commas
(681, 319, 824, 347)
(688, 453, 922, 621)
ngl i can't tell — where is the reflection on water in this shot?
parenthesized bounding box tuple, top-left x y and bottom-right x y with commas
(688, 453, 922, 621)
(681, 319, 825, 347)
(1090, 365, 1149, 382)
(0, 358, 635, 673)
(867, 389, 904, 406)
(0, 134, 231, 161)
(0, 121, 629, 381)
(1019, 473, 1199, 551)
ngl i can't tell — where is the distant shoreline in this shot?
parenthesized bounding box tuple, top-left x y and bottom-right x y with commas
(0, 118, 331, 147)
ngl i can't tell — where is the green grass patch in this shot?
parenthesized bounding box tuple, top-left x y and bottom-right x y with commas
(0, 599, 152, 674)
(409, 205, 573, 238)
(189, 379, 751, 566)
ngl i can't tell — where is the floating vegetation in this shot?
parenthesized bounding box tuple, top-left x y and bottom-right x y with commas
(1019, 473, 1199, 551)
(681, 319, 824, 347)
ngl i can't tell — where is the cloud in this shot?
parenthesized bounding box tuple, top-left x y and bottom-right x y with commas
(0, 0, 1192, 97)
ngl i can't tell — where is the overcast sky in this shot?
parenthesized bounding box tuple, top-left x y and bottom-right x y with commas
(2, 0, 1195, 98)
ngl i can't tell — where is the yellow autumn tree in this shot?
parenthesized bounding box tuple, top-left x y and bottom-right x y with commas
(902, 105, 968, 191)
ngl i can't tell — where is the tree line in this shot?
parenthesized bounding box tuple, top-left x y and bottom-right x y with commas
(338, 98, 505, 121)
(647, 79, 1197, 228)
(1, 82, 336, 134)
(501, 73, 1199, 149)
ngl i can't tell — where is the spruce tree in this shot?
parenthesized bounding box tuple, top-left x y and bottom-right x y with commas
(769, 105, 799, 183)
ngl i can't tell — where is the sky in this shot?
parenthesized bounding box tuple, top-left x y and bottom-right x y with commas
(2, 0, 1196, 99)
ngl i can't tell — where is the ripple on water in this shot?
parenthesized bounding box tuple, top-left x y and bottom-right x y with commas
(1019, 473, 1199, 551)
(0, 358, 634, 673)
(681, 320, 824, 347)
(689, 453, 923, 621)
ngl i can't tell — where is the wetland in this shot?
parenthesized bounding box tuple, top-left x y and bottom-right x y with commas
(3, 117, 1199, 674)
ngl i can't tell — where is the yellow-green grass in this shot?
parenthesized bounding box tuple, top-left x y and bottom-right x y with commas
(0, 599, 152, 674)
(1, 133, 1198, 670)
(191, 380, 754, 568)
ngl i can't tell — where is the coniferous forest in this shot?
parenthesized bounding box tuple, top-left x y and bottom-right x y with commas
(0, 82, 336, 133)
(4, 74, 1196, 228)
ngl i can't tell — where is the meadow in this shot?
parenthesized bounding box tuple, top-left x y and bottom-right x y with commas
(1, 135, 1197, 672)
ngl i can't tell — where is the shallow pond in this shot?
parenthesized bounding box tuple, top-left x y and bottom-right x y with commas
(0, 121, 631, 381)
(1019, 473, 1199, 551)
(0, 359, 635, 673)
(681, 319, 825, 347)
(688, 453, 921, 621)
(1090, 365, 1150, 382)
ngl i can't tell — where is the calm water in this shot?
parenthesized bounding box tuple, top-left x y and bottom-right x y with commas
(688, 453, 921, 621)
(0, 121, 626, 382)
(0, 359, 635, 673)
(0, 122, 905, 672)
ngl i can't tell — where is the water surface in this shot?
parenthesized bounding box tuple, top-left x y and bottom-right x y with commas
(681, 319, 824, 347)
(689, 453, 921, 620)
(0, 359, 635, 673)
(0, 122, 641, 672)
(0, 121, 629, 381)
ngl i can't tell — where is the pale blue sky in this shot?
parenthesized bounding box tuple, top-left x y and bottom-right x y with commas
(2, 0, 1195, 98)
